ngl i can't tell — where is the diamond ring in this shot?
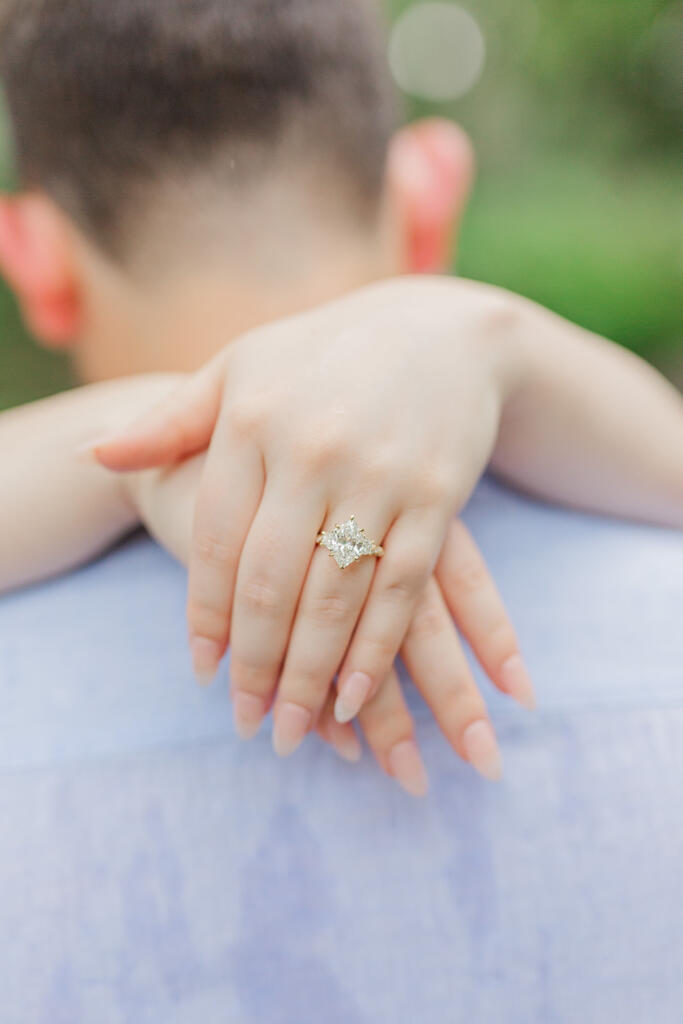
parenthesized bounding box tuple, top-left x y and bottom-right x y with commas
(316, 515, 385, 570)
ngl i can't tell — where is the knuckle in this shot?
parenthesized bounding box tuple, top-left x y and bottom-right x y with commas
(357, 633, 399, 669)
(226, 395, 269, 439)
(278, 665, 331, 715)
(409, 463, 455, 507)
(382, 576, 419, 605)
(384, 554, 431, 604)
(163, 409, 194, 450)
(407, 601, 445, 641)
(358, 447, 397, 490)
(194, 532, 234, 570)
(187, 601, 228, 644)
(236, 577, 281, 617)
(294, 422, 350, 476)
(230, 655, 274, 694)
(452, 557, 490, 596)
(304, 591, 353, 627)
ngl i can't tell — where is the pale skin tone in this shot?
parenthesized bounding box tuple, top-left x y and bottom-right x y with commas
(1, 121, 682, 795)
(96, 277, 683, 769)
(0, 375, 529, 792)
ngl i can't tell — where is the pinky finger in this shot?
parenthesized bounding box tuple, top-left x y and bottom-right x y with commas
(436, 520, 536, 711)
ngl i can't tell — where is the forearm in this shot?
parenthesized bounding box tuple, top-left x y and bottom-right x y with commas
(490, 291, 683, 530)
(0, 374, 182, 593)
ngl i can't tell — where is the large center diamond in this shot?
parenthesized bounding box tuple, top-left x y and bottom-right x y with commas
(318, 516, 376, 569)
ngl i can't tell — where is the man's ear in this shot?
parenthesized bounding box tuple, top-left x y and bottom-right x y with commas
(0, 192, 82, 346)
(387, 118, 475, 274)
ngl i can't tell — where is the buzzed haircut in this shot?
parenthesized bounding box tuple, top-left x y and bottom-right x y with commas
(0, 0, 397, 257)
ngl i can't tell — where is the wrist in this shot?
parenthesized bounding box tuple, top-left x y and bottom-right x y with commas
(459, 281, 531, 406)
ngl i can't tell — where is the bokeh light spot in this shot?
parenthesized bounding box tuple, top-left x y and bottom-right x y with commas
(388, 2, 486, 102)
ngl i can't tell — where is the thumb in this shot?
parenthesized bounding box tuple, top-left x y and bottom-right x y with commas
(91, 362, 226, 472)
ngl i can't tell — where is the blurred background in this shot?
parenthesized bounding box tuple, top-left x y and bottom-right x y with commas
(0, 0, 681, 411)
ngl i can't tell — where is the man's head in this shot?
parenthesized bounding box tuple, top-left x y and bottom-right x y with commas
(0, 0, 473, 380)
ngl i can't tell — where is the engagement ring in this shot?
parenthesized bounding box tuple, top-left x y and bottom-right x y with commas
(316, 515, 385, 570)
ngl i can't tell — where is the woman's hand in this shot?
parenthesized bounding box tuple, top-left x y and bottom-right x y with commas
(128, 453, 535, 796)
(320, 516, 535, 794)
(95, 277, 530, 757)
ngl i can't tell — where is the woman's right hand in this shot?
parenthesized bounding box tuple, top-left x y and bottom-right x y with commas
(127, 456, 534, 796)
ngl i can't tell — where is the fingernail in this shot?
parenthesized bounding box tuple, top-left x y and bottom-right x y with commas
(462, 719, 503, 782)
(327, 719, 363, 763)
(500, 653, 537, 711)
(233, 691, 266, 740)
(191, 636, 221, 687)
(272, 702, 312, 758)
(75, 432, 121, 461)
(334, 671, 372, 724)
(388, 739, 430, 798)
(74, 443, 96, 465)
(74, 438, 109, 464)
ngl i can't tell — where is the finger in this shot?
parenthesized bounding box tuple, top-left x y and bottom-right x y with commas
(401, 577, 503, 782)
(334, 507, 448, 724)
(187, 426, 264, 688)
(271, 506, 391, 758)
(436, 520, 536, 710)
(357, 667, 429, 797)
(92, 358, 225, 471)
(227, 475, 327, 740)
(315, 691, 363, 764)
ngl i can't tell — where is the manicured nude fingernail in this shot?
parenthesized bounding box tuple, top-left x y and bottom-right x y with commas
(327, 720, 363, 763)
(74, 444, 96, 465)
(272, 702, 312, 758)
(500, 654, 537, 711)
(388, 739, 430, 798)
(191, 637, 221, 687)
(233, 691, 266, 740)
(462, 719, 503, 782)
(334, 671, 372, 724)
(74, 433, 120, 463)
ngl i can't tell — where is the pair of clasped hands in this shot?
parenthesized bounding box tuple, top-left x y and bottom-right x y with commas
(95, 278, 536, 797)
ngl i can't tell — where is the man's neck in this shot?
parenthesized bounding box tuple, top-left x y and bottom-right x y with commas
(75, 250, 395, 383)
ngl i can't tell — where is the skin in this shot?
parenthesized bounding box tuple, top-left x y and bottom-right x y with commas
(97, 275, 683, 773)
(1, 120, 682, 794)
(0, 121, 527, 793)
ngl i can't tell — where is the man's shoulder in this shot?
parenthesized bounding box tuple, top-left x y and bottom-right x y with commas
(0, 533, 233, 769)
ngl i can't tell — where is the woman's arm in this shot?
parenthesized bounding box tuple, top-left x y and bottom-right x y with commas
(0, 374, 181, 593)
(489, 289, 683, 530)
(93, 277, 683, 531)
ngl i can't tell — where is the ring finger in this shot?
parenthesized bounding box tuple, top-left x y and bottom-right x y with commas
(272, 503, 394, 757)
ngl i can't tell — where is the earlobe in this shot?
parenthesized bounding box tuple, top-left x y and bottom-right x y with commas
(387, 119, 475, 274)
(0, 193, 81, 346)
(23, 288, 80, 344)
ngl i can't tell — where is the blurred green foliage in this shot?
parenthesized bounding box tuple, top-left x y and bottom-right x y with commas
(392, 0, 683, 378)
(0, 0, 681, 411)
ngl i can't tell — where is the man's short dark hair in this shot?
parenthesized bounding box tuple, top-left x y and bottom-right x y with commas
(0, 0, 396, 257)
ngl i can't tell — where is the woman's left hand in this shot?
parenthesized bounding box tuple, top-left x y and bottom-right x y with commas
(93, 276, 525, 754)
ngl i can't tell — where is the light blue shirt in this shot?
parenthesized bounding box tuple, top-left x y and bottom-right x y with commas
(1, 478, 682, 1023)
